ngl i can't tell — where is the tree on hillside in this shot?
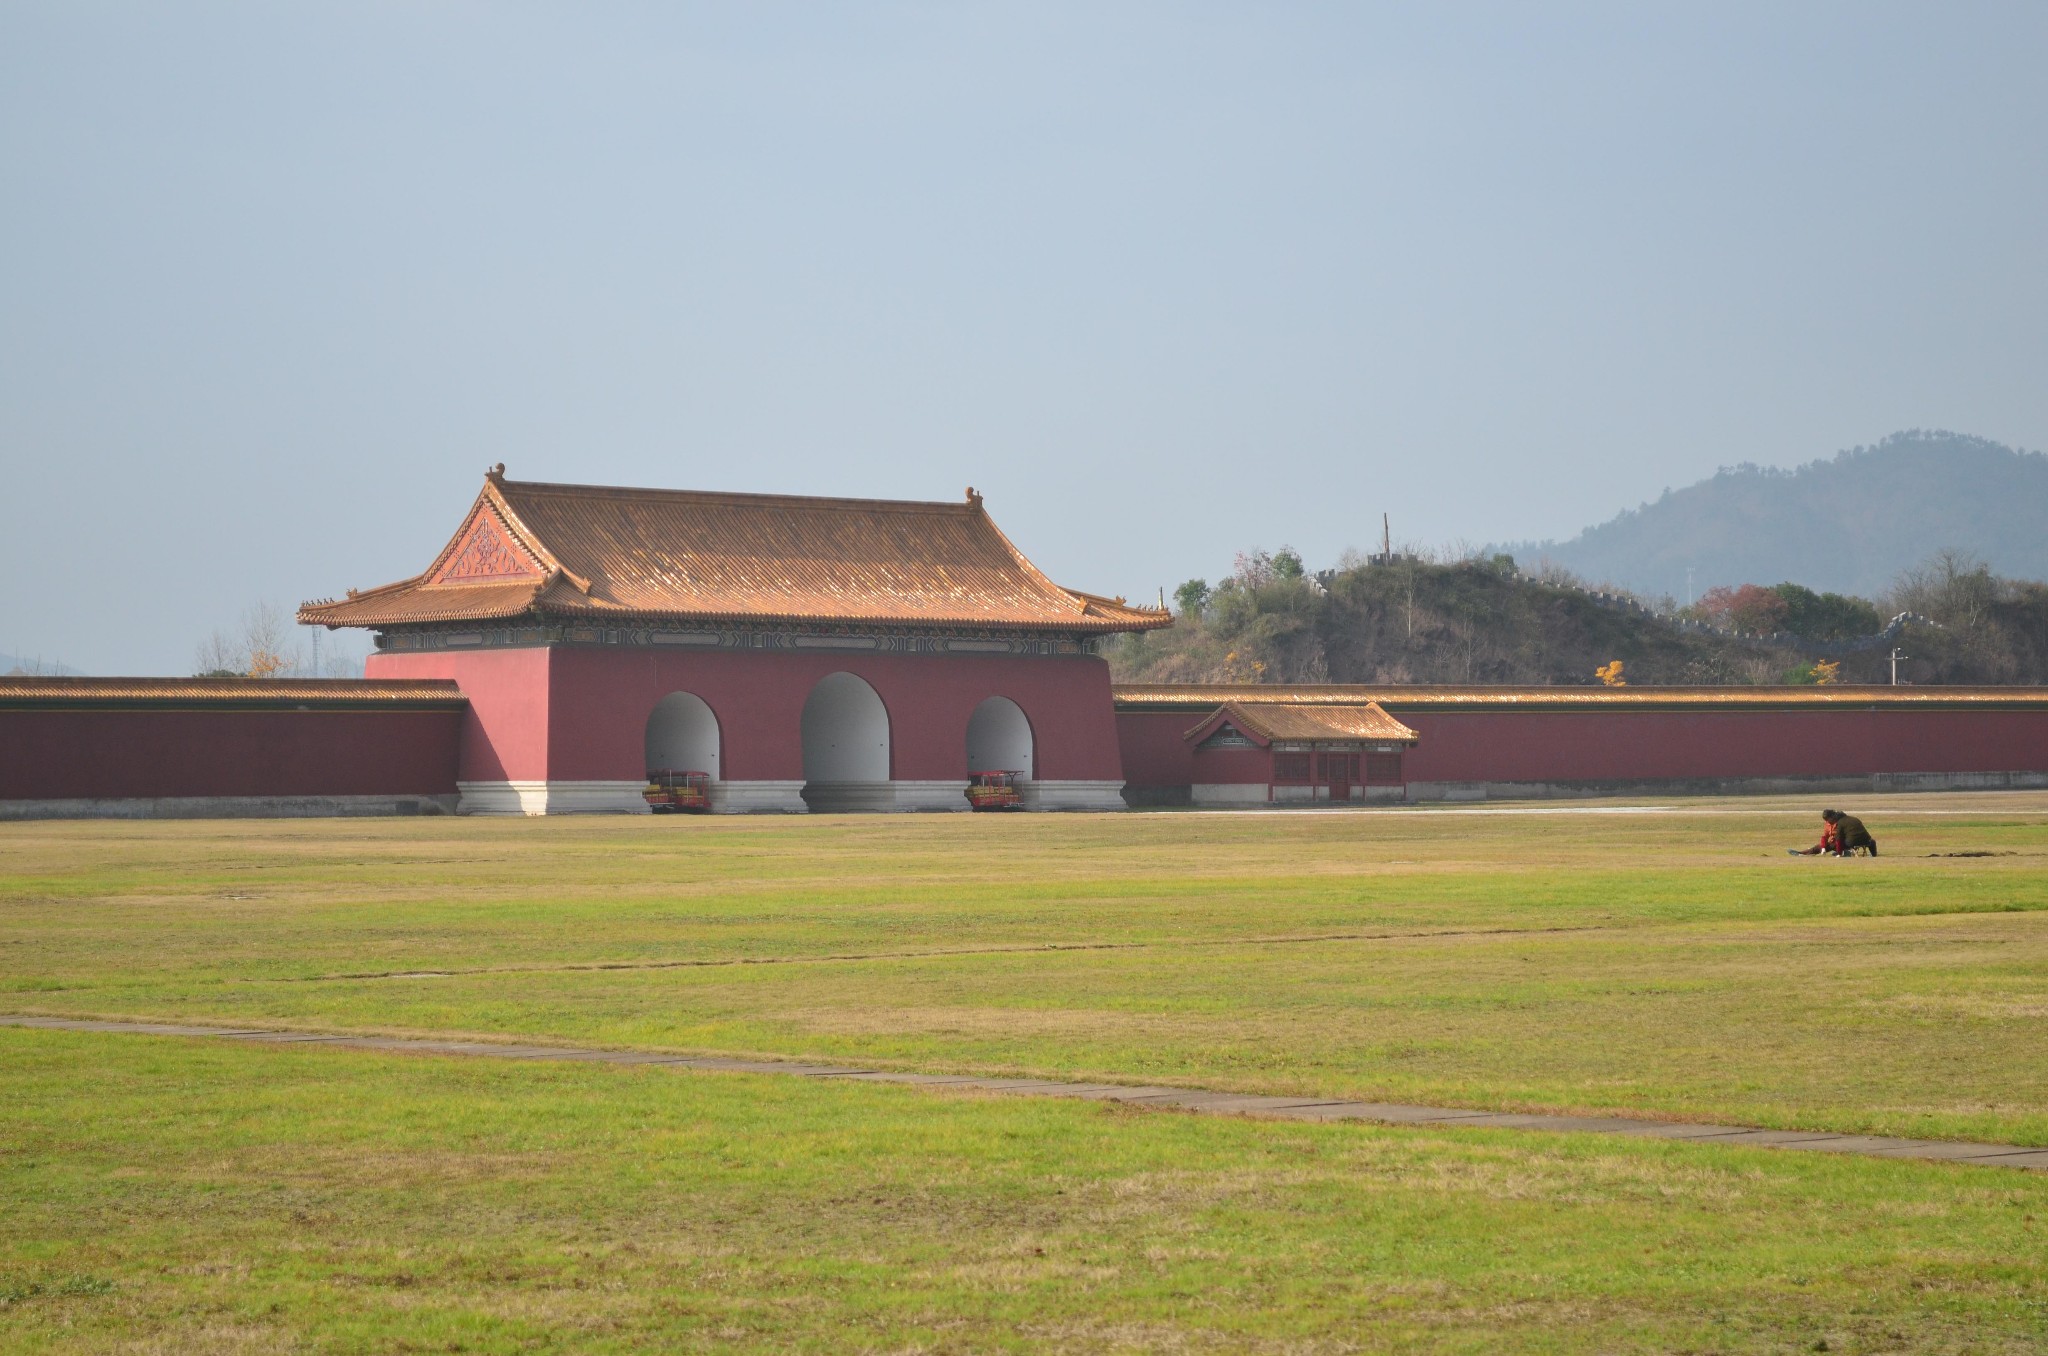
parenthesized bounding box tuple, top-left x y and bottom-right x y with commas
(1878, 549, 2048, 684)
(1889, 550, 2000, 631)
(1694, 584, 1790, 635)
(1769, 584, 1881, 641)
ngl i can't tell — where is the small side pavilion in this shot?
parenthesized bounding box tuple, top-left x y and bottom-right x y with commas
(1181, 700, 1419, 804)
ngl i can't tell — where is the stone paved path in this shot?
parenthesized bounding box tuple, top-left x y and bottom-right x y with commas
(7, 1014, 2044, 1172)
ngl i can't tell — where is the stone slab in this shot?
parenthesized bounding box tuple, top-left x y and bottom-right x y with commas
(1028, 1085, 1184, 1100)
(1499, 1115, 1700, 1135)
(1262, 1101, 1503, 1124)
(1429, 1113, 1605, 1130)
(678, 1059, 871, 1077)
(1140, 1093, 1348, 1113)
(1861, 1140, 2036, 1161)
(4, 1019, 270, 1038)
(948, 1079, 1106, 1093)
(1774, 1135, 1948, 1156)
(1597, 1122, 1771, 1141)
(1689, 1129, 1853, 1147)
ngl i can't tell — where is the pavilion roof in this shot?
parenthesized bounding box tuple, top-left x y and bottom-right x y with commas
(300, 470, 1172, 635)
(1185, 700, 1419, 746)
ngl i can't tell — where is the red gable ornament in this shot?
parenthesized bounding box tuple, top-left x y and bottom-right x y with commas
(433, 513, 538, 584)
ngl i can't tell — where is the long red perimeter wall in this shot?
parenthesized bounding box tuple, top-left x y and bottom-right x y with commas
(0, 679, 466, 807)
(1114, 685, 2048, 795)
(10, 675, 2048, 814)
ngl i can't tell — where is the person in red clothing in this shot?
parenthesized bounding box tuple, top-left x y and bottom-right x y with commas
(1791, 808, 1878, 856)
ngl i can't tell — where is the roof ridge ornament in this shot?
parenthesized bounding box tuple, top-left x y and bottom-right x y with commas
(488, 463, 507, 481)
(965, 486, 983, 509)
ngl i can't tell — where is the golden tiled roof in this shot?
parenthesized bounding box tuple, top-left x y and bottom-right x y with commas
(1117, 683, 2048, 709)
(0, 677, 467, 707)
(1192, 700, 1419, 744)
(301, 472, 1172, 635)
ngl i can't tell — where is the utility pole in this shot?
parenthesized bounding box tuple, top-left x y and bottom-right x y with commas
(1889, 647, 1908, 685)
(1685, 567, 1695, 609)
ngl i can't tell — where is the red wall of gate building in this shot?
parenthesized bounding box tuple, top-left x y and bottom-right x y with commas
(368, 646, 1125, 784)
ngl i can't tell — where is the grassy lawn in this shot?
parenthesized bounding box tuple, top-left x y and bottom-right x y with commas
(4, 797, 2046, 1142)
(4, 797, 2048, 1350)
(3, 1027, 2046, 1354)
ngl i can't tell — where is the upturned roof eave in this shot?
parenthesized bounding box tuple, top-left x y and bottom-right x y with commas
(328, 601, 1165, 635)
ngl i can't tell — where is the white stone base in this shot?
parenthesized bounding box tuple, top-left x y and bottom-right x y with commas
(457, 780, 650, 816)
(1020, 779, 1129, 811)
(1403, 781, 1488, 802)
(0, 794, 459, 821)
(1192, 782, 1270, 806)
(708, 780, 808, 814)
(802, 780, 969, 813)
(893, 779, 973, 812)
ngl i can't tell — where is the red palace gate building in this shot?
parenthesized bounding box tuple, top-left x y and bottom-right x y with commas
(298, 467, 1171, 814)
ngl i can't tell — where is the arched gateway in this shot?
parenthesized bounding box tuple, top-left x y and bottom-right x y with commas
(967, 696, 1034, 780)
(801, 673, 890, 812)
(300, 470, 1168, 814)
(645, 691, 720, 781)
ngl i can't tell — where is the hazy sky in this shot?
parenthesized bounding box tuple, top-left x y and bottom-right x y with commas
(4, 3, 2045, 674)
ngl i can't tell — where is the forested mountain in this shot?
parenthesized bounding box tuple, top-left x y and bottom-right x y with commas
(1510, 431, 2048, 600)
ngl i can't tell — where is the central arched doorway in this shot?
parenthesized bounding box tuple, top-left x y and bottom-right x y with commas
(800, 672, 891, 812)
(966, 695, 1034, 780)
(645, 691, 721, 780)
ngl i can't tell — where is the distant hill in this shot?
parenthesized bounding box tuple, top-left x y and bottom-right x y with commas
(1510, 431, 2048, 601)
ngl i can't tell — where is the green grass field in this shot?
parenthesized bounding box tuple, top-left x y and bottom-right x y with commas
(4, 796, 2047, 1351)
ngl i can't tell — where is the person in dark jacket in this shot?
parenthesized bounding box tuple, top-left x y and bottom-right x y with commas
(1793, 808, 1878, 856)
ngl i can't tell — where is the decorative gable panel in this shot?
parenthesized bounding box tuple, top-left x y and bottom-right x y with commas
(433, 513, 540, 584)
(1198, 722, 1258, 750)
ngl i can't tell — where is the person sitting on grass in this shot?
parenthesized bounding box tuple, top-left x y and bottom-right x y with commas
(1791, 808, 1878, 857)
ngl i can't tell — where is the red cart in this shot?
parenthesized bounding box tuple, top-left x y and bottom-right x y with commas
(643, 769, 711, 814)
(965, 770, 1023, 811)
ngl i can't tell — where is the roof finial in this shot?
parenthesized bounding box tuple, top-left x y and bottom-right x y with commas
(489, 462, 506, 479)
(965, 486, 983, 509)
